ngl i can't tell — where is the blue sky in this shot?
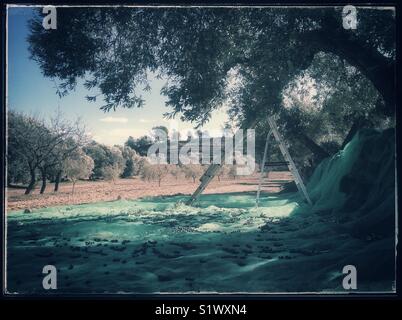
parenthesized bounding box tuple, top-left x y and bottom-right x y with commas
(7, 6, 229, 146)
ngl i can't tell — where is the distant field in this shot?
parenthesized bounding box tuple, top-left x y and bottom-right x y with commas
(6, 172, 293, 211)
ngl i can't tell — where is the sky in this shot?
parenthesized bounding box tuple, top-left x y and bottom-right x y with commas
(7, 6, 229, 146)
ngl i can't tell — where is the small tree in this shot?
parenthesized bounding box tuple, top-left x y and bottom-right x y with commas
(109, 146, 125, 176)
(122, 157, 135, 178)
(140, 161, 156, 182)
(183, 164, 204, 183)
(120, 146, 138, 178)
(140, 160, 168, 186)
(228, 165, 238, 180)
(216, 165, 229, 182)
(102, 164, 121, 184)
(169, 165, 182, 180)
(132, 155, 146, 176)
(83, 143, 124, 180)
(154, 164, 169, 187)
(64, 151, 94, 194)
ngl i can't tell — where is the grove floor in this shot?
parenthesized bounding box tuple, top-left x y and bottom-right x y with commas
(7, 172, 293, 211)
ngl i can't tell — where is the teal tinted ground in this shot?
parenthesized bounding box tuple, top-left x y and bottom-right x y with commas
(6, 129, 396, 294)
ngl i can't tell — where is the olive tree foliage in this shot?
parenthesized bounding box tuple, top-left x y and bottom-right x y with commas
(28, 7, 394, 115)
(132, 154, 147, 176)
(118, 145, 138, 178)
(140, 160, 169, 186)
(256, 51, 394, 177)
(227, 165, 239, 180)
(125, 135, 153, 156)
(154, 163, 170, 187)
(83, 142, 124, 180)
(282, 52, 391, 143)
(169, 164, 182, 180)
(100, 146, 125, 183)
(183, 164, 205, 183)
(216, 165, 230, 182)
(64, 149, 94, 194)
(28, 7, 395, 173)
(102, 164, 122, 184)
(140, 161, 155, 182)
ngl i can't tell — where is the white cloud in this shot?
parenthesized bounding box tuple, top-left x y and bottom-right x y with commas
(100, 117, 128, 123)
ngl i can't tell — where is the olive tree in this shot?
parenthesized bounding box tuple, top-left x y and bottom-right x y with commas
(64, 150, 94, 194)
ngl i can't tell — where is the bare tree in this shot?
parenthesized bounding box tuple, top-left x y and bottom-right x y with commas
(38, 109, 88, 194)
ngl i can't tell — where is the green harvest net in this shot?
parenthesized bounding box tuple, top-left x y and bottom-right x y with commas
(6, 128, 395, 293)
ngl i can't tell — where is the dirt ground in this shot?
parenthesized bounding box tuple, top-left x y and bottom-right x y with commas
(6, 171, 293, 211)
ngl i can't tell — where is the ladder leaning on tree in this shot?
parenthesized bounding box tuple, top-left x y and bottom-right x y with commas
(185, 121, 256, 206)
(185, 116, 312, 206)
(256, 116, 312, 206)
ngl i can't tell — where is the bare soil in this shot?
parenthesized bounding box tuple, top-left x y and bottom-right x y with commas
(6, 171, 293, 211)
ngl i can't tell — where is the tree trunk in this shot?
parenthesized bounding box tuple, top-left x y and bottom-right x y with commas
(341, 118, 366, 149)
(40, 168, 47, 194)
(72, 181, 76, 194)
(54, 170, 62, 192)
(25, 168, 36, 195)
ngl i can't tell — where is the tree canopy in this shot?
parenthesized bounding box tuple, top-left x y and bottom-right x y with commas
(28, 6, 395, 125)
(27, 6, 395, 176)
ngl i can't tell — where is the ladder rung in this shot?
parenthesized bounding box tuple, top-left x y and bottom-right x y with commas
(264, 161, 289, 167)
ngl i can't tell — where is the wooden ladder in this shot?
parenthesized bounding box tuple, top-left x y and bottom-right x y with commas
(185, 117, 312, 206)
(185, 163, 222, 205)
(256, 116, 312, 206)
(185, 125, 255, 206)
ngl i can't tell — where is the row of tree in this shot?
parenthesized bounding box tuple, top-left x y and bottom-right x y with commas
(8, 110, 88, 194)
(140, 163, 239, 187)
(7, 111, 241, 194)
(7, 111, 138, 194)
